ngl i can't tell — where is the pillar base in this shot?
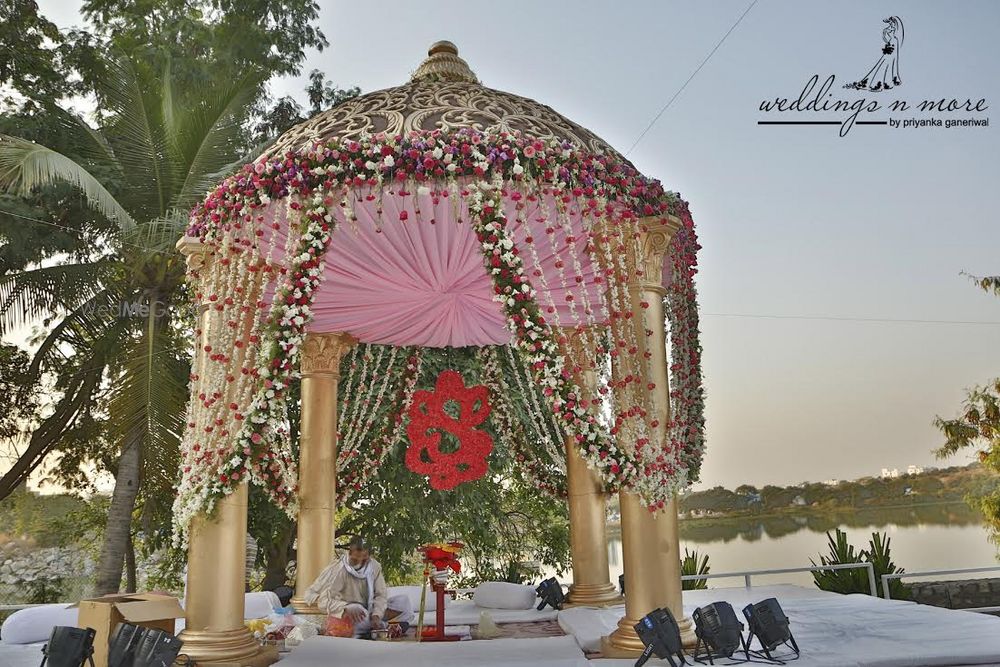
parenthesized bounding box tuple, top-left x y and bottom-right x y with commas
(289, 597, 322, 616)
(177, 627, 274, 666)
(565, 581, 624, 607)
(600, 612, 697, 657)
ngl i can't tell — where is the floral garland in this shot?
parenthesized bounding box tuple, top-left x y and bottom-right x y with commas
(173, 189, 335, 542)
(665, 202, 706, 481)
(467, 177, 638, 494)
(338, 349, 423, 504)
(479, 346, 567, 497)
(176, 127, 704, 539)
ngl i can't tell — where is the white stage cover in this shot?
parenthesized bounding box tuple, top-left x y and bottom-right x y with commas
(278, 635, 588, 667)
(563, 585, 1000, 667)
(5, 585, 1000, 667)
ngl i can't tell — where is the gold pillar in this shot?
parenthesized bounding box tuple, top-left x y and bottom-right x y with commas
(559, 327, 623, 606)
(181, 484, 264, 665)
(291, 332, 356, 613)
(176, 237, 273, 667)
(602, 216, 696, 655)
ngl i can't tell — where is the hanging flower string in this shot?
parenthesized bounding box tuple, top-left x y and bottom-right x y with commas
(467, 178, 638, 495)
(665, 201, 706, 481)
(176, 128, 704, 540)
(338, 349, 423, 504)
(479, 345, 567, 497)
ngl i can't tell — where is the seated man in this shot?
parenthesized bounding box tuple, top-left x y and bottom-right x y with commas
(303, 535, 414, 637)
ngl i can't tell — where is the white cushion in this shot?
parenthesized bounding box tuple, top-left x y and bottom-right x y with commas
(388, 585, 450, 612)
(472, 582, 537, 610)
(244, 591, 282, 619)
(1, 604, 78, 645)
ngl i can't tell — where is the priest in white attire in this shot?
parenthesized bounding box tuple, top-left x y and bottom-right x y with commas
(303, 535, 414, 637)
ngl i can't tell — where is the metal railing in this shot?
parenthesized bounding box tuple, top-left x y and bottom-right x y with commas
(680, 562, 878, 597)
(881, 565, 1000, 613)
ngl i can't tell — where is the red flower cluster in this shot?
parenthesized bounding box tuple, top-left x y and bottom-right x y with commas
(405, 370, 493, 490)
(418, 541, 464, 573)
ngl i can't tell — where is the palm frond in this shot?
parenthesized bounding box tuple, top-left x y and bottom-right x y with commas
(170, 71, 265, 210)
(98, 55, 173, 218)
(106, 312, 189, 525)
(26, 285, 128, 384)
(0, 135, 137, 230)
(49, 106, 121, 172)
(122, 210, 188, 255)
(0, 259, 115, 333)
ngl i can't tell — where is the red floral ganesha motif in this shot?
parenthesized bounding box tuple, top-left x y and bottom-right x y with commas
(405, 370, 493, 490)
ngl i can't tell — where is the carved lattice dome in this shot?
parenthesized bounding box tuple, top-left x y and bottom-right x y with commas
(264, 41, 626, 162)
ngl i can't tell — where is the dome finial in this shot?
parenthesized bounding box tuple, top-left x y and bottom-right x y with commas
(411, 40, 479, 84)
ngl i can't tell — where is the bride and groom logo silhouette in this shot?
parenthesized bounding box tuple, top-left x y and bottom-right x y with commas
(844, 16, 904, 92)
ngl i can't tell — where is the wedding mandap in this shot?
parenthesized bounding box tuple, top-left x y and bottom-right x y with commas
(173, 41, 705, 665)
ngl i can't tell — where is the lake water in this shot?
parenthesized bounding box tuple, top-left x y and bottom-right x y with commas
(567, 503, 999, 589)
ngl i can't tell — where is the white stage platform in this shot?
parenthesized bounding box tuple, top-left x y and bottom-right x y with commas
(570, 585, 1000, 667)
(278, 635, 588, 667)
(4, 585, 1000, 667)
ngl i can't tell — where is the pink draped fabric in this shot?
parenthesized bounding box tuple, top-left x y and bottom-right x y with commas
(260, 189, 654, 347)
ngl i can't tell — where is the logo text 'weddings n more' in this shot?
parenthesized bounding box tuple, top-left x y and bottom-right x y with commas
(759, 75, 989, 137)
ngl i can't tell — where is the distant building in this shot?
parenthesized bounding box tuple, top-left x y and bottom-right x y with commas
(880, 468, 900, 479)
(907, 465, 924, 475)
(824, 479, 840, 486)
(791, 495, 807, 506)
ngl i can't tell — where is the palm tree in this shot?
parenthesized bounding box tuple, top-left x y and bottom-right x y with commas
(0, 54, 261, 594)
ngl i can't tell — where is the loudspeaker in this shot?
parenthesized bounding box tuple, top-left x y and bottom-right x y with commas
(105, 623, 188, 667)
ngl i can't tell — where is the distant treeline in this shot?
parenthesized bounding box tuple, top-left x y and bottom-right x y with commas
(677, 463, 994, 518)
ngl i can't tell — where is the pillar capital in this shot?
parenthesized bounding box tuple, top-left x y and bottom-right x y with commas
(301, 332, 356, 378)
(630, 214, 683, 294)
(176, 236, 211, 273)
(556, 325, 604, 373)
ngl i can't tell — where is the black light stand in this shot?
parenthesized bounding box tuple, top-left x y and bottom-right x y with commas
(741, 598, 799, 664)
(536, 577, 565, 610)
(691, 602, 749, 665)
(633, 607, 687, 667)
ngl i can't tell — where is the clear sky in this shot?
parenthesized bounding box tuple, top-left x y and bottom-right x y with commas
(27, 0, 1000, 490)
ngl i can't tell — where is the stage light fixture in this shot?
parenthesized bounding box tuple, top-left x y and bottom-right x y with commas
(535, 577, 565, 610)
(742, 598, 799, 662)
(633, 607, 687, 667)
(108, 623, 143, 667)
(106, 623, 188, 667)
(40, 626, 96, 667)
(692, 601, 748, 665)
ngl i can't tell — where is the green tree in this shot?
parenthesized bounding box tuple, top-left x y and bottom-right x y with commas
(935, 275, 1000, 538)
(0, 0, 334, 594)
(0, 53, 264, 593)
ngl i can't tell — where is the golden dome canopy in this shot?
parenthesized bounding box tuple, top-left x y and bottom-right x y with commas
(264, 41, 625, 161)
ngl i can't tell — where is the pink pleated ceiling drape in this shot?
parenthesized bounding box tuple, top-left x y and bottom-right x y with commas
(260, 189, 658, 348)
